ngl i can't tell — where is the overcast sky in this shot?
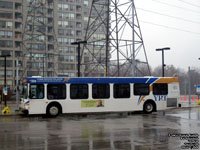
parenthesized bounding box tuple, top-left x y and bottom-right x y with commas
(134, 0, 200, 71)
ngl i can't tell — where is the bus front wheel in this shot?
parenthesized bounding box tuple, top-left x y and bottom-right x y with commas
(143, 101, 156, 114)
(47, 103, 61, 117)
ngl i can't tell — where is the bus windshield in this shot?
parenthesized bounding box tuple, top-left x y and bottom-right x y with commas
(22, 84, 28, 99)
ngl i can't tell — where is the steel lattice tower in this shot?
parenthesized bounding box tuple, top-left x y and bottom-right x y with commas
(21, 0, 58, 78)
(83, 0, 151, 77)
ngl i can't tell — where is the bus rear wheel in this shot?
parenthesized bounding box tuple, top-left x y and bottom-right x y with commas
(47, 104, 61, 117)
(143, 101, 155, 114)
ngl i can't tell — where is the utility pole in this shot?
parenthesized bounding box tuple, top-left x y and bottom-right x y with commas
(156, 47, 170, 77)
(16, 59, 19, 111)
(71, 41, 87, 77)
(188, 67, 191, 106)
(198, 58, 200, 99)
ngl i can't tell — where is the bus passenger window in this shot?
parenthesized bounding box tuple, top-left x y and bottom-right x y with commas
(30, 84, 44, 99)
(70, 84, 88, 99)
(92, 84, 110, 99)
(114, 84, 130, 98)
(153, 83, 168, 95)
(134, 83, 149, 95)
(47, 84, 66, 100)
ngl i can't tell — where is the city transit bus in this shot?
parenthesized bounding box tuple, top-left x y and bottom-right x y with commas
(20, 77, 180, 117)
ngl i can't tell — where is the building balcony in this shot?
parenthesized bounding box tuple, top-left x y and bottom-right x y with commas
(14, 12, 22, 21)
(15, 3, 22, 10)
(15, 31, 22, 40)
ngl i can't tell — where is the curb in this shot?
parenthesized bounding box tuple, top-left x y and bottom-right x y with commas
(0, 110, 22, 117)
(0, 102, 22, 117)
(0, 114, 21, 117)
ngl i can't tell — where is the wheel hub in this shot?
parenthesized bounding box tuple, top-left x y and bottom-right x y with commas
(146, 104, 153, 112)
(49, 106, 59, 116)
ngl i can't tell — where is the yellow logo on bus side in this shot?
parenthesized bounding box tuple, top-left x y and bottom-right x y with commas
(81, 100, 104, 108)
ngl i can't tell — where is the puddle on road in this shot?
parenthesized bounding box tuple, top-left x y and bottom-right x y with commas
(1, 108, 200, 150)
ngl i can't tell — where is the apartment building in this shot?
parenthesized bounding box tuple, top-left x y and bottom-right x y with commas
(0, 0, 106, 89)
(0, 0, 23, 89)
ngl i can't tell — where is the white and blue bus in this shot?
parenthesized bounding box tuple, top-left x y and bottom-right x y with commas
(20, 77, 180, 117)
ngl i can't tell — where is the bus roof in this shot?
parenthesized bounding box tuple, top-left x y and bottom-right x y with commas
(24, 77, 179, 84)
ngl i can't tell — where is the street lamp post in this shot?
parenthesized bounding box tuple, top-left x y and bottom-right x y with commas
(0, 54, 11, 107)
(42, 55, 46, 77)
(156, 47, 170, 77)
(71, 41, 87, 77)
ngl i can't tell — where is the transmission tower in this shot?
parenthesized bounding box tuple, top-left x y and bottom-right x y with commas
(83, 0, 151, 77)
(21, 0, 58, 78)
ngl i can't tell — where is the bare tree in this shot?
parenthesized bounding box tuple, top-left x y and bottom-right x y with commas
(152, 65, 200, 95)
(188, 68, 200, 94)
(109, 62, 200, 95)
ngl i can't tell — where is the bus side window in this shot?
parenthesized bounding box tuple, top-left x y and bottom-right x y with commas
(29, 84, 44, 99)
(70, 84, 88, 99)
(47, 84, 66, 100)
(92, 84, 110, 99)
(153, 83, 168, 95)
(114, 84, 130, 98)
(134, 83, 149, 95)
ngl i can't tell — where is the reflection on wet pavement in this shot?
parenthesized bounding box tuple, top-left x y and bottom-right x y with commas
(0, 107, 199, 150)
(166, 108, 200, 120)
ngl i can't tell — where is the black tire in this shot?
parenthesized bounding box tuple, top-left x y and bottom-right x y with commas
(47, 104, 60, 117)
(143, 102, 154, 114)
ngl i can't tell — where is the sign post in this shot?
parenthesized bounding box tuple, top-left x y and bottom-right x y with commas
(0, 54, 11, 114)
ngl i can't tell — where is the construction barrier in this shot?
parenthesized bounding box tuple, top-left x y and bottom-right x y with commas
(179, 95, 200, 106)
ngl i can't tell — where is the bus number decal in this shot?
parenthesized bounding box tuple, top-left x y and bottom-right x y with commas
(154, 95, 167, 101)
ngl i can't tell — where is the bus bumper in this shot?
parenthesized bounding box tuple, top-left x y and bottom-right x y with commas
(20, 99, 30, 115)
(20, 108, 29, 115)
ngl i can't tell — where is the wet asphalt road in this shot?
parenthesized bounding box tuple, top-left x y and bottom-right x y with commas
(0, 107, 200, 150)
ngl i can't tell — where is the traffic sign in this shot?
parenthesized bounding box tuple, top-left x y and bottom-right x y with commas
(3, 87, 7, 96)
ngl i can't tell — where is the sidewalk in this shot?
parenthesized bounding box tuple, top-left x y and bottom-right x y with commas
(0, 101, 21, 116)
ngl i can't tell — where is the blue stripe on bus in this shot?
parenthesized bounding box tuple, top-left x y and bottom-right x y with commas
(26, 77, 159, 84)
